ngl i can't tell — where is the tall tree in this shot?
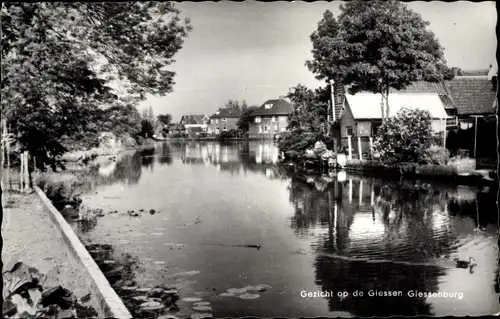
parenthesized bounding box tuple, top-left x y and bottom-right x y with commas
(157, 113, 172, 126)
(236, 106, 259, 132)
(306, 1, 447, 121)
(1, 2, 191, 170)
(224, 99, 247, 113)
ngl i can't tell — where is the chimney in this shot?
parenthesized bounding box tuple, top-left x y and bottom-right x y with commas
(451, 67, 460, 77)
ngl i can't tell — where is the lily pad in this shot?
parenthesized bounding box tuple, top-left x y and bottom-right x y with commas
(132, 295, 149, 302)
(190, 313, 213, 319)
(121, 286, 138, 291)
(227, 287, 248, 294)
(245, 284, 272, 292)
(219, 292, 236, 297)
(239, 293, 260, 300)
(158, 315, 179, 319)
(192, 306, 212, 311)
(136, 287, 152, 293)
(154, 261, 167, 265)
(139, 301, 165, 311)
(152, 232, 164, 236)
(193, 301, 211, 306)
(163, 289, 179, 294)
(103, 260, 116, 265)
(182, 297, 202, 302)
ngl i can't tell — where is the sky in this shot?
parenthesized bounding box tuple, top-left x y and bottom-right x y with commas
(139, 1, 497, 121)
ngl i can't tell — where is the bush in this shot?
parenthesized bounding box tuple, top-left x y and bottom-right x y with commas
(423, 145, 450, 165)
(278, 131, 319, 158)
(373, 107, 433, 164)
(218, 129, 239, 140)
(34, 172, 90, 205)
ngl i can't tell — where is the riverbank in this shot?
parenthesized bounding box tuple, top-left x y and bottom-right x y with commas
(164, 137, 275, 142)
(343, 159, 497, 186)
(1, 192, 101, 315)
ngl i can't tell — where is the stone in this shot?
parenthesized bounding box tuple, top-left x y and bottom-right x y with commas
(139, 301, 164, 311)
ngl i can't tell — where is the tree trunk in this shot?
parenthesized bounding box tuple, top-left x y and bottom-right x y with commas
(380, 93, 385, 122)
(385, 86, 390, 120)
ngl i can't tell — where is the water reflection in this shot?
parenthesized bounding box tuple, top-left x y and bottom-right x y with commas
(288, 174, 498, 316)
(78, 141, 498, 317)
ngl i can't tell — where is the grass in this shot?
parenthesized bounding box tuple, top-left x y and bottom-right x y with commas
(33, 171, 91, 207)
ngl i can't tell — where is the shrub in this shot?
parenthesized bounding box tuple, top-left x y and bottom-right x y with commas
(34, 172, 90, 205)
(278, 131, 319, 158)
(423, 145, 450, 165)
(373, 107, 433, 164)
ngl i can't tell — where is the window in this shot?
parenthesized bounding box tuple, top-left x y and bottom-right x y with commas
(255, 116, 261, 123)
(346, 126, 353, 136)
(215, 119, 219, 124)
(222, 118, 227, 122)
(274, 124, 278, 131)
(259, 125, 263, 133)
(265, 103, 273, 109)
(223, 126, 227, 131)
(215, 128, 220, 134)
(264, 126, 268, 133)
(271, 116, 276, 122)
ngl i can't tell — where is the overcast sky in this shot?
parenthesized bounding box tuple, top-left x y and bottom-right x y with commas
(139, 1, 497, 121)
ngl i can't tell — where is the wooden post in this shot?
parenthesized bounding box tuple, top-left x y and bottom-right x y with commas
(370, 182, 374, 206)
(24, 151, 29, 192)
(358, 136, 362, 160)
(20, 152, 24, 191)
(442, 118, 446, 147)
(359, 180, 363, 206)
(349, 179, 353, 203)
(473, 116, 478, 158)
(347, 136, 352, 160)
(369, 137, 374, 159)
(331, 81, 336, 122)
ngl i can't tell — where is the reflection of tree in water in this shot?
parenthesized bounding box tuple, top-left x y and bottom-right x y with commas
(314, 255, 443, 316)
(287, 176, 472, 316)
(140, 147, 155, 169)
(156, 142, 172, 165)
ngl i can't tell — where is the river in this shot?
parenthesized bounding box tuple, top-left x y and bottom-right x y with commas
(67, 140, 499, 318)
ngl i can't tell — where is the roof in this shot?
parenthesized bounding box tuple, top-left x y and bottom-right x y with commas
(391, 81, 449, 95)
(251, 99, 294, 116)
(444, 77, 496, 115)
(345, 92, 449, 119)
(181, 114, 207, 124)
(210, 108, 242, 119)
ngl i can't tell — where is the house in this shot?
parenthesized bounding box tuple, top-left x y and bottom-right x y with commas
(248, 98, 294, 139)
(180, 114, 210, 137)
(207, 108, 242, 135)
(339, 92, 449, 158)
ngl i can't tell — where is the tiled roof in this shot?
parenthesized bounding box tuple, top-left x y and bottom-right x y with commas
(444, 77, 496, 115)
(346, 92, 449, 119)
(210, 108, 242, 119)
(181, 114, 206, 124)
(391, 81, 449, 95)
(251, 99, 294, 116)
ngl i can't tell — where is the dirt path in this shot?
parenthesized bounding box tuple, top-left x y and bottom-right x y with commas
(1, 192, 97, 302)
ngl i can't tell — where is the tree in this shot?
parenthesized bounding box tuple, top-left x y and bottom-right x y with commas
(157, 113, 172, 126)
(1, 2, 191, 171)
(224, 99, 247, 113)
(236, 106, 259, 132)
(140, 106, 156, 138)
(306, 1, 447, 122)
(372, 107, 433, 164)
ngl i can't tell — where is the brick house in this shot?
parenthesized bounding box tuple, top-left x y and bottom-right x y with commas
(207, 108, 242, 135)
(248, 98, 294, 139)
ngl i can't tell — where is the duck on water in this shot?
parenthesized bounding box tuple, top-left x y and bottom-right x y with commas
(454, 257, 477, 269)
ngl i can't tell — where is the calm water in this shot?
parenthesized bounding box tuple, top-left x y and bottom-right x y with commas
(69, 141, 499, 318)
